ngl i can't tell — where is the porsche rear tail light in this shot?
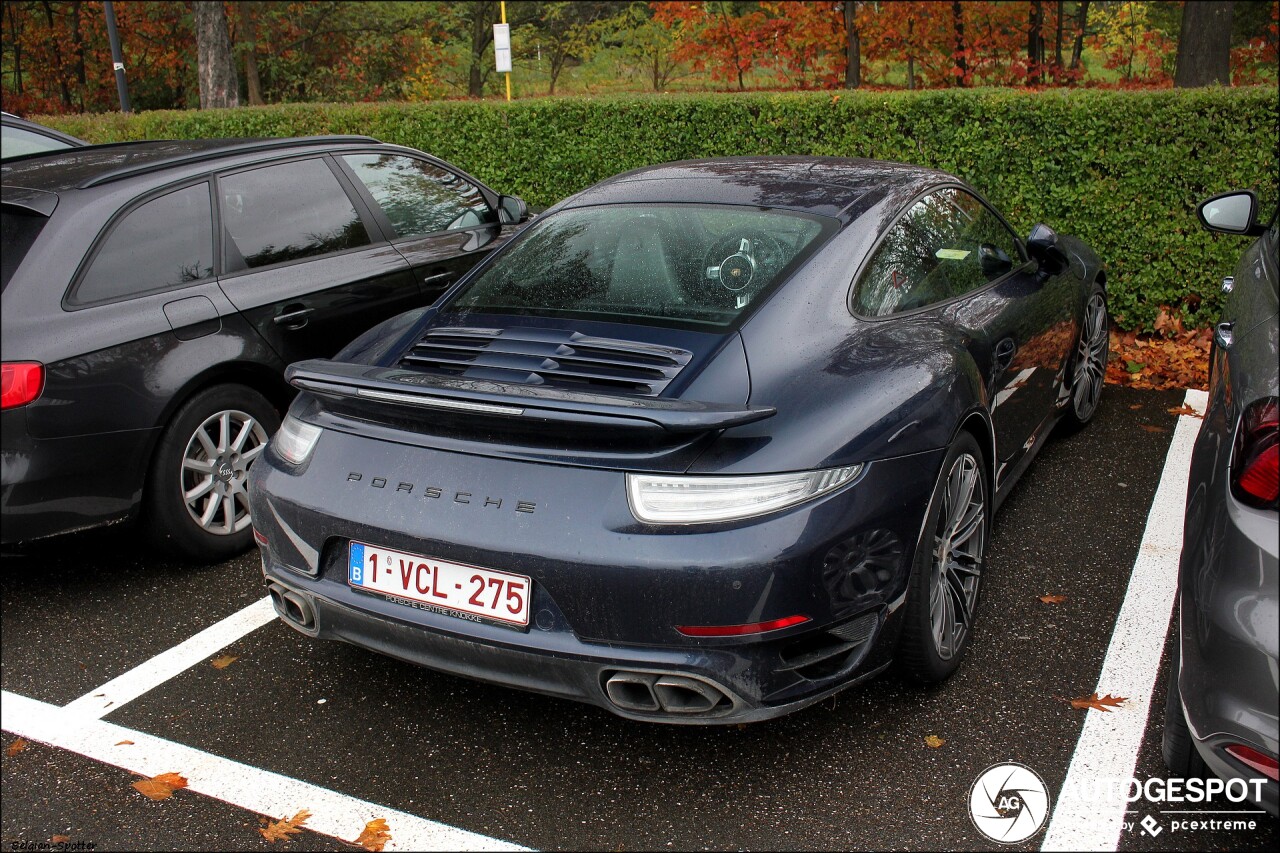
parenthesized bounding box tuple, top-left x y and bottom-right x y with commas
(1231, 397, 1279, 509)
(1224, 743, 1279, 781)
(1, 362, 43, 409)
(676, 615, 810, 637)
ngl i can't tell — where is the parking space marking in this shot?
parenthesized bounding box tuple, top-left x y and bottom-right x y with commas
(62, 596, 277, 719)
(1041, 389, 1208, 852)
(2, 690, 528, 852)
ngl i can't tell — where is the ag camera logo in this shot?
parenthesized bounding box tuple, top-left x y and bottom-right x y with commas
(969, 763, 1052, 844)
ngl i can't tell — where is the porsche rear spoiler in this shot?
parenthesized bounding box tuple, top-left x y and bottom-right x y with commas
(286, 360, 774, 434)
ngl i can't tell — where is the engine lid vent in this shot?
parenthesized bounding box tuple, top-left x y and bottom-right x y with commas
(399, 326, 694, 397)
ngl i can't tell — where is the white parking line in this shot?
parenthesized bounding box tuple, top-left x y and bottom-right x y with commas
(2, 691, 528, 852)
(62, 596, 277, 719)
(1041, 389, 1209, 852)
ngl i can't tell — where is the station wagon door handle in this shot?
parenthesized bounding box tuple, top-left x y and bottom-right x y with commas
(1214, 321, 1235, 350)
(419, 271, 455, 287)
(273, 306, 314, 329)
(993, 337, 1017, 370)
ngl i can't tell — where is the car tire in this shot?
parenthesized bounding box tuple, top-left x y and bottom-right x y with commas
(897, 430, 989, 683)
(145, 384, 279, 562)
(1161, 628, 1209, 778)
(1061, 283, 1109, 431)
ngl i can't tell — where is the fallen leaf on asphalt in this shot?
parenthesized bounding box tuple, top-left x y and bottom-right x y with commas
(6, 738, 29, 756)
(1068, 693, 1128, 712)
(1129, 404, 1143, 410)
(260, 809, 312, 842)
(1138, 424, 1169, 433)
(1167, 404, 1203, 419)
(1038, 594, 1067, 604)
(132, 771, 188, 801)
(923, 735, 945, 748)
(211, 654, 239, 670)
(51, 835, 70, 843)
(116, 740, 134, 746)
(355, 818, 392, 851)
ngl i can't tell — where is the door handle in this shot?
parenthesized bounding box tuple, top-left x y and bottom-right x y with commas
(993, 337, 1017, 370)
(419, 271, 455, 287)
(273, 306, 314, 329)
(1214, 321, 1235, 350)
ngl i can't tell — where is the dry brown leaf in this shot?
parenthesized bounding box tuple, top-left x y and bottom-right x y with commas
(355, 818, 392, 851)
(1139, 424, 1169, 433)
(1038, 594, 1067, 604)
(260, 809, 312, 843)
(1069, 693, 1128, 712)
(116, 740, 134, 746)
(210, 654, 239, 670)
(923, 734, 945, 748)
(132, 771, 189, 801)
(6, 737, 29, 756)
(1167, 404, 1203, 419)
(1129, 404, 1143, 410)
(50, 836, 70, 844)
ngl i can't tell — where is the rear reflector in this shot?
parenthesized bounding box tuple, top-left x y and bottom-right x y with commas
(1225, 743, 1279, 781)
(676, 615, 810, 637)
(253, 528, 269, 546)
(1232, 397, 1279, 508)
(1, 362, 43, 409)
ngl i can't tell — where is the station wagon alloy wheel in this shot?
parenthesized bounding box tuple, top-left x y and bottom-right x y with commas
(181, 408, 267, 535)
(929, 451, 987, 661)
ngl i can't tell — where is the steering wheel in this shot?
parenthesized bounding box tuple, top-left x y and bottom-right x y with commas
(701, 232, 787, 297)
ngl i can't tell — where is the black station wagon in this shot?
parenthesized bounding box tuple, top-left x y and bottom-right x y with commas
(1, 136, 529, 560)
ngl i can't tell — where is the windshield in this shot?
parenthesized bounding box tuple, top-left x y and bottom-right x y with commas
(448, 204, 834, 329)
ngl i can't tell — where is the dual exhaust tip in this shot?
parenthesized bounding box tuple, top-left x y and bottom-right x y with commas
(603, 670, 733, 716)
(268, 583, 317, 633)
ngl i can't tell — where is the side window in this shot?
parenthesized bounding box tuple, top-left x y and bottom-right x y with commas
(220, 158, 370, 271)
(342, 154, 491, 238)
(74, 183, 213, 305)
(853, 191, 963, 317)
(944, 189, 1025, 294)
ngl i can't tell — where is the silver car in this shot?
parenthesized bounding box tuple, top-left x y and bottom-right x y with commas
(1164, 189, 1279, 816)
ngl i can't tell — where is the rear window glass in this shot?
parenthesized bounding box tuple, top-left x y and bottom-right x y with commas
(73, 183, 214, 305)
(1, 208, 49, 292)
(448, 204, 833, 329)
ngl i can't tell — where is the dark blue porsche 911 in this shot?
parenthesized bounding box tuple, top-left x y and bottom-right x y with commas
(248, 157, 1109, 723)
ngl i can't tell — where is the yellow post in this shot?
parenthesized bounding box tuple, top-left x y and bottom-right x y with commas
(501, 1, 511, 101)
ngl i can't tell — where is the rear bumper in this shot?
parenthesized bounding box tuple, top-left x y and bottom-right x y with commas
(1, 410, 153, 544)
(248, 424, 944, 722)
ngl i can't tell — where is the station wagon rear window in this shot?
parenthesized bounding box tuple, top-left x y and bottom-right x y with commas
(448, 204, 834, 329)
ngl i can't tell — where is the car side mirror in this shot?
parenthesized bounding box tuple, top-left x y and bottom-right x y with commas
(978, 243, 1012, 278)
(1197, 190, 1264, 236)
(498, 195, 529, 224)
(1026, 223, 1069, 275)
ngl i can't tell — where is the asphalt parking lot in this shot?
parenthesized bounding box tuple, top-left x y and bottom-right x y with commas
(2, 385, 1275, 852)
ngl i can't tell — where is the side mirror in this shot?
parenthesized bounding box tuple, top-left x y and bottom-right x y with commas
(1026, 223, 1069, 275)
(498, 195, 529, 225)
(978, 243, 1012, 278)
(1197, 190, 1262, 236)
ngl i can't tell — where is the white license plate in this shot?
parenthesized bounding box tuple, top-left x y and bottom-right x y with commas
(348, 541, 530, 627)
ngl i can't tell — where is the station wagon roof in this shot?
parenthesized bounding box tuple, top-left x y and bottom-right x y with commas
(0, 135, 380, 193)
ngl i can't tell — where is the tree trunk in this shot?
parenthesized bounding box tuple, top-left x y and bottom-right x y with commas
(467, 2, 496, 98)
(242, 1, 263, 105)
(193, 1, 239, 108)
(1069, 0, 1089, 70)
(40, 1, 72, 109)
(5, 3, 21, 93)
(70, 1, 86, 108)
(1054, 0, 1064, 73)
(844, 0, 860, 89)
(1175, 1, 1234, 87)
(1027, 0, 1042, 85)
(952, 1, 967, 86)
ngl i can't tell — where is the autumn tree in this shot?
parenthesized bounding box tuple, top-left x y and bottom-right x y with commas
(1175, 0, 1234, 87)
(617, 2, 693, 91)
(528, 1, 619, 95)
(193, 1, 238, 108)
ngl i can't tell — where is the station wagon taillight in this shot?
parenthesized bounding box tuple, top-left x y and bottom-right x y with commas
(0, 362, 43, 409)
(1232, 397, 1279, 509)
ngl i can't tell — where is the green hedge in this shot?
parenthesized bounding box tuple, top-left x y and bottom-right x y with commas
(40, 88, 1278, 332)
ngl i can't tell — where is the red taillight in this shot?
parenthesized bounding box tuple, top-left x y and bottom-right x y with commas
(1225, 743, 1279, 782)
(1, 362, 43, 410)
(252, 528, 269, 546)
(1232, 398, 1279, 508)
(676, 614, 810, 637)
